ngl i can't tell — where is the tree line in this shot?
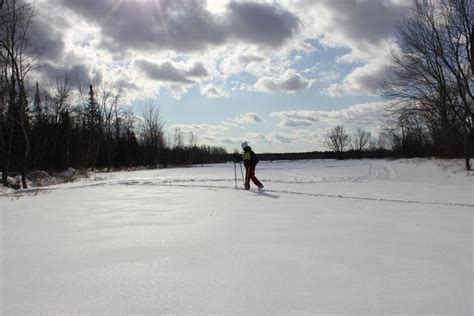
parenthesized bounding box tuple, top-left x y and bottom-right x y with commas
(323, 0, 473, 168)
(382, 0, 473, 169)
(1, 0, 473, 191)
(0, 0, 227, 189)
(322, 126, 390, 160)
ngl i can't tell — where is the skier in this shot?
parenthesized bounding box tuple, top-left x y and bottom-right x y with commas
(234, 141, 264, 190)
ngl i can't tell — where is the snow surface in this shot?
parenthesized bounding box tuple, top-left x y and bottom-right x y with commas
(1, 159, 473, 314)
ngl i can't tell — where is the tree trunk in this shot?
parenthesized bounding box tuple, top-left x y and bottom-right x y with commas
(50, 135, 57, 170)
(21, 159, 27, 189)
(65, 134, 70, 168)
(106, 135, 111, 172)
(93, 136, 102, 170)
(2, 125, 14, 186)
(18, 112, 30, 189)
(0, 116, 6, 186)
(17, 85, 30, 189)
(464, 128, 471, 171)
(1, 152, 7, 187)
(470, 24, 473, 73)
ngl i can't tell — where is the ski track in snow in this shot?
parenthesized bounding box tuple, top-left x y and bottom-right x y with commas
(107, 181, 474, 208)
(3, 161, 473, 208)
(368, 164, 397, 180)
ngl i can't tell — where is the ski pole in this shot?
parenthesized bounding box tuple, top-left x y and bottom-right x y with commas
(234, 161, 237, 189)
(240, 162, 245, 185)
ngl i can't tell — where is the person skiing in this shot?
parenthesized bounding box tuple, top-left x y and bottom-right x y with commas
(234, 141, 264, 190)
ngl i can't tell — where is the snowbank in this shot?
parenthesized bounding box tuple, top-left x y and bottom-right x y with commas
(1, 168, 89, 190)
(27, 170, 57, 186)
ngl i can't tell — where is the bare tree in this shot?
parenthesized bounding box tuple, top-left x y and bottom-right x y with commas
(173, 127, 183, 149)
(51, 74, 72, 124)
(471, 14, 474, 73)
(97, 81, 121, 172)
(351, 128, 371, 158)
(188, 131, 197, 164)
(188, 131, 197, 147)
(140, 101, 165, 166)
(0, 55, 8, 186)
(0, 0, 38, 188)
(376, 132, 389, 150)
(324, 125, 349, 159)
(384, 0, 473, 169)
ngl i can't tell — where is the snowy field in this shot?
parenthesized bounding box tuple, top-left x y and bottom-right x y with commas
(1, 158, 473, 314)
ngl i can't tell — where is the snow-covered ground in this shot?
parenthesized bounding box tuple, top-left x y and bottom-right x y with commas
(1, 159, 473, 314)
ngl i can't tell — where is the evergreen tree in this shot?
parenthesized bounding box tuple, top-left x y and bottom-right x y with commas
(84, 84, 100, 131)
(33, 81, 43, 125)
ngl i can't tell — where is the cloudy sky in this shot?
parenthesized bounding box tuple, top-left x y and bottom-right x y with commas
(32, 0, 411, 153)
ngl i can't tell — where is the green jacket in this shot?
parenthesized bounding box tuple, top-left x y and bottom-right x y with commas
(241, 147, 259, 167)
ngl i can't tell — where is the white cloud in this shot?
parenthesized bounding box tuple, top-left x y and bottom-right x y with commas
(56, 0, 300, 54)
(291, 129, 319, 141)
(230, 131, 297, 145)
(32, 0, 411, 103)
(31, 0, 304, 101)
(134, 59, 208, 84)
(170, 123, 229, 135)
(271, 101, 389, 127)
(245, 133, 269, 143)
(325, 41, 397, 96)
(254, 70, 311, 94)
(217, 46, 292, 81)
(168, 122, 232, 146)
(220, 132, 293, 146)
(200, 84, 228, 98)
(268, 132, 295, 143)
(220, 137, 245, 145)
(231, 113, 264, 124)
(283, 1, 409, 96)
(285, 0, 409, 55)
(270, 110, 319, 127)
(238, 54, 265, 64)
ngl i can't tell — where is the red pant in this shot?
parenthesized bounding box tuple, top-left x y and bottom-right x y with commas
(245, 165, 262, 190)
